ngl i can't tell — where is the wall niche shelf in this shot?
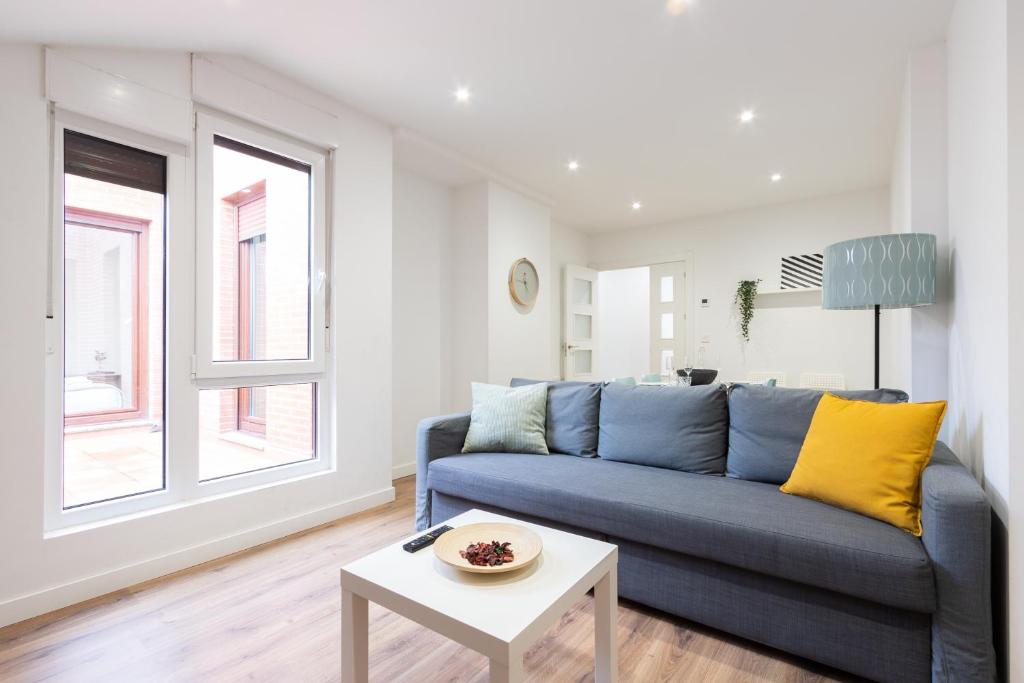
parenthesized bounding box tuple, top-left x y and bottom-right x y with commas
(757, 287, 822, 296)
(755, 287, 822, 308)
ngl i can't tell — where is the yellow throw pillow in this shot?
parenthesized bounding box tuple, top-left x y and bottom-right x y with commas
(780, 392, 947, 536)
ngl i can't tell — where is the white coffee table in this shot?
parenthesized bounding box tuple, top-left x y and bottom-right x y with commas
(339, 509, 619, 683)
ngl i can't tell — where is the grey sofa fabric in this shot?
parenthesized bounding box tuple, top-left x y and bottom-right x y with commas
(598, 382, 728, 474)
(615, 538, 932, 683)
(431, 490, 607, 541)
(427, 452, 935, 611)
(510, 378, 601, 456)
(414, 412, 471, 531)
(922, 443, 997, 682)
(726, 384, 910, 484)
(431, 491, 932, 683)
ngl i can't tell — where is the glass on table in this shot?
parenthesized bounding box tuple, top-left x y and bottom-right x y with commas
(679, 356, 693, 386)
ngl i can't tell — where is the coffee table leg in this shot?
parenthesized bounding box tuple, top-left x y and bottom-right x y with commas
(341, 588, 368, 683)
(594, 564, 618, 683)
(489, 651, 523, 683)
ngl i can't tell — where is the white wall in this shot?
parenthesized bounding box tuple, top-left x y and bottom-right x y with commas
(0, 46, 395, 627)
(1008, 0, 1024, 676)
(448, 182, 491, 409)
(888, 43, 950, 408)
(445, 181, 566, 410)
(392, 170, 451, 477)
(487, 183, 553, 387)
(549, 221, 591, 377)
(589, 188, 888, 390)
(596, 267, 650, 379)
(945, 0, 1009, 517)
(944, 1, 1012, 675)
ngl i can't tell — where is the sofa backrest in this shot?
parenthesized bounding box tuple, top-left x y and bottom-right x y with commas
(508, 379, 911, 482)
(510, 378, 602, 456)
(726, 383, 909, 484)
(597, 382, 729, 474)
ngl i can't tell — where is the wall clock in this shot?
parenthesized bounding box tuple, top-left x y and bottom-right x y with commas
(508, 257, 539, 307)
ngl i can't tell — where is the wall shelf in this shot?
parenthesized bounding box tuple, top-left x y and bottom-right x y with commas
(756, 287, 822, 296)
(755, 287, 822, 308)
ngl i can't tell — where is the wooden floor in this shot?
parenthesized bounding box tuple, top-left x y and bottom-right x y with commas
(0, 477, 857, 682)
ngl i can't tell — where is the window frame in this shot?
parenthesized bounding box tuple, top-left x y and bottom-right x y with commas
(236, 193, 269, 436)
(46, 108, 334, 532)
(237, 234, 269, 436)
(62, 207, 150, 426)
(46, 110, 182, 529)
(194, 110, 328, 382)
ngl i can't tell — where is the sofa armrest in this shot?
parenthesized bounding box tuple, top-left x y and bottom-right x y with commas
(920, 442, 996, 682)
(415, 412, 471, 530)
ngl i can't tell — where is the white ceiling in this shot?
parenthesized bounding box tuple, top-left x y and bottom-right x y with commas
(0, 0, 953, 231)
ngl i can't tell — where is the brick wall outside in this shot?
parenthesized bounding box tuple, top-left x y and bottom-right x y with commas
(214, 199, 240, 432)
(200, 146, 315, 462)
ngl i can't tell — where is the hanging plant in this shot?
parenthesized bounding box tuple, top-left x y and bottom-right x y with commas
(734, 279, 762, 342)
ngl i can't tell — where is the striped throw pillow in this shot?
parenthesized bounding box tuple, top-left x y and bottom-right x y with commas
(462, 382, 549, 454)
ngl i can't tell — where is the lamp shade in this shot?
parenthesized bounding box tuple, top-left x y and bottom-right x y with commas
(822, 233, 936, 310)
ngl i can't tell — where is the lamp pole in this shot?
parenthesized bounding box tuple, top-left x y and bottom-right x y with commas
(874, 304, 880, 390)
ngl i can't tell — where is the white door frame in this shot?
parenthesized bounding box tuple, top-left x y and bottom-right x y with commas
(648, 261, 688, 377)
(562, 264, 598, 380)
(590, 252, 697, 378)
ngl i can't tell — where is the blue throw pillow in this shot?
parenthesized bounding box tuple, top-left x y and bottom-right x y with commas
(510, 378, 601, 457)
(726, 383, 910, 484)
(597, 382, 729, 474)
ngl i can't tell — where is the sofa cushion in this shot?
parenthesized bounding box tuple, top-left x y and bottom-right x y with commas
(781, 393, 947, 536)
(462, 382, 549, 454)
(727, 384, 910, 484)
(510, 378, 601, 457)
(598, 382, 728, 474)
(427, 453, 935, 612)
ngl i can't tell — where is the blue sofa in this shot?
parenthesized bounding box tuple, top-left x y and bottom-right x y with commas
(415, 381, 996, 682)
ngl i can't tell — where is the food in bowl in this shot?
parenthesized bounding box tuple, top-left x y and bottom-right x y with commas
(460, 540, 514, 567)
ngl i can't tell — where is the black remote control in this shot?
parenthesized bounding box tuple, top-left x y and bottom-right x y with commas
(403, 525, 454, 553)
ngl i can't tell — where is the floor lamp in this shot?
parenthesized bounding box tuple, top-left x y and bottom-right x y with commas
(822, 233, 936, 390)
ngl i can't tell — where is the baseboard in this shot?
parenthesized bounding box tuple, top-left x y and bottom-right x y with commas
(392, 461, 416, 480)
(0, 486, 395, 629)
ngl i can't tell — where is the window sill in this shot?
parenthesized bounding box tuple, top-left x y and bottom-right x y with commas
(45, 461, 334, 538)
(64, 418, 158, 435)
(216, 430, 266, 451)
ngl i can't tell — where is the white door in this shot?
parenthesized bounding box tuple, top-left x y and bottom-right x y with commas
(563, 265, 598, 380)
(649, 261, 686, 378)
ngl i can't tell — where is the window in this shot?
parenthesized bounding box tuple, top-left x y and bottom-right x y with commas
(210, 141, 311, 364)
(60, 130, 166, 509)
(196, 113, 327, 380)
(195, 111, 328, 482)
(48, 109, 331, 528)
(661, 312, 674, 340)
(660, 276, 674, 303)
(199, 384, 316, 481)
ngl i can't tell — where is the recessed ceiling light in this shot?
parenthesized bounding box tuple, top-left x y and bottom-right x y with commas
(241, 188, 252, 193)
(454, 86, 472, 103)
(770, 173, 783, 182)
(567, 160, 580, 172)
(665, 0, 691, 16)
(631, 201, 643, 211)
(739, 109, 756, 124)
